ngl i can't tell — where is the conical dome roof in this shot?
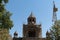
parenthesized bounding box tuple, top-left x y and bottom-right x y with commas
(14, 31, 18, 35)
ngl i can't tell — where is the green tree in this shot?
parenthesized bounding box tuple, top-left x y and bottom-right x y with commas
(50, 20, 60, 40)
(0, 0, 8, 12)
(0, 0, 13, 29)
(0, 0, 13, 40)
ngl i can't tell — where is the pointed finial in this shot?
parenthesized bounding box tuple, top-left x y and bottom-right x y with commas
(53, 1, 55, 8)
(29, 12, 35, 17)
(30, 12, 33, 16)
(53, 1, 55, 5)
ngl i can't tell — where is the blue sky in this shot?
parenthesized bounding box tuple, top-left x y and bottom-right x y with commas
(5, 0, 60, 37)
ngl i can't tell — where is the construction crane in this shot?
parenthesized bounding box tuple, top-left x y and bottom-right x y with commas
(52, 1, 58, 25)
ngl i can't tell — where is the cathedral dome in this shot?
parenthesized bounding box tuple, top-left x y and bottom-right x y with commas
(27, 12, 36, 24)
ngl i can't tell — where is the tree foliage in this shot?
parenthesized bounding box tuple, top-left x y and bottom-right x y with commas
(0, 0, 13, 29)
(50, 20, 60, 40)
(0, 0, 13, 40)
(0, 0, 8, 4)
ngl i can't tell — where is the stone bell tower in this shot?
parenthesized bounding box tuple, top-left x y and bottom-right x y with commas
(23, 12, 42, 40)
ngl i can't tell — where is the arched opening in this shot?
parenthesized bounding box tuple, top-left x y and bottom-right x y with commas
(28, 30, 36, 37)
